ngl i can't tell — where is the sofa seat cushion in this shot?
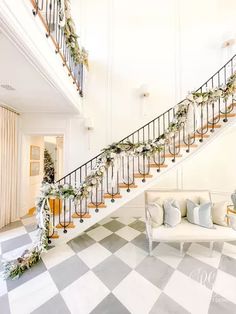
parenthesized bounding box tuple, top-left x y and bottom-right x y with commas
(152, 218, 236, 242)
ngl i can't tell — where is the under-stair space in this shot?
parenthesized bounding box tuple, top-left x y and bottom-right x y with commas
(46, 55, 236, 245)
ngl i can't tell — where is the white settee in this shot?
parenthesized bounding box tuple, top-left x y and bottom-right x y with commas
(145, 189, 236, 256)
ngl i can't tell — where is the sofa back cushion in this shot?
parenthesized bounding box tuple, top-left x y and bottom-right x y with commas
(145, 190, 211, 217)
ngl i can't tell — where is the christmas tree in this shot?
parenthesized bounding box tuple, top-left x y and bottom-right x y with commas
(43, 148, 55, 183)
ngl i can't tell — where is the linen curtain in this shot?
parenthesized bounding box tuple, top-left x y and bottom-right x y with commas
(0, 106, 19, 228)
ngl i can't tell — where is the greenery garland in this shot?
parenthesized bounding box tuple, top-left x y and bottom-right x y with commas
(2, 71, 236, 280)
(59, 0, 89, 69)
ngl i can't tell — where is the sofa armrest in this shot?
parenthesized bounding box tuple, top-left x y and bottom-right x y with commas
(145, 205, 153, 239)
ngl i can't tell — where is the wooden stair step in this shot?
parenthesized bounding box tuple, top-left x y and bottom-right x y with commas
(149, 163, 168, 168)
(175, 144, 198, 148)
(104, 193, 122, 199)
(190, 134, 210, 139)
(201, 124, 221, 130)
(162, 154, 182, 158)
(56, 222, 75, 229)
(119, 183, 138, 188)
(88, 203, 107, 208)
(72, 213, 91, 218)
(51, 231, 59, 239)
(134, 173, 153, 178)
(214, 113, 236, 120)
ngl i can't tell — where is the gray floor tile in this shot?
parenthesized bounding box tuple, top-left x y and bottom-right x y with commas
(177, 254, 217, 289)
(219, 254, 236, 277)
(6, 259, 47, 292)
(93, 255, 131, 290)
(24, 223, 38, 233)
(103, 220, 125, 232)
(31, 293, 70, 314)
(167, 242, 191, 252)
(0, 294, 10, 314)
(1, 234, 31, 254)
(99, 234, 128, 253)
(198, 241, 223, 252)
(129, 220, 146, 232)
(0, 220, 23, 233)
(136, 256, 174, 289)
(86, 223, 100, 232)
(150, 293, 190, 314)
(208, 292, 236, 314)
(91, 293, 131, 314)
(67, 233, 96, 253)
(227, 240, 236, 246)
(131, 234, 158, 253)
(49, 255, 89, 290)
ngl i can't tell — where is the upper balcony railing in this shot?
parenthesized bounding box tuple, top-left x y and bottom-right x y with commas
(30, 0, 84, 96)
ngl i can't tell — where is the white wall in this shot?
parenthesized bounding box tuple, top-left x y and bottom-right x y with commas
(71, 0, 236, 151)
(20, 135, 44, 216)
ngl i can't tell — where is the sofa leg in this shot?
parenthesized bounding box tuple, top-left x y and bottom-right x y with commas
(149, 239, 153, 256)
(180, 242, 184, 256)
(209, 242, 214, 257)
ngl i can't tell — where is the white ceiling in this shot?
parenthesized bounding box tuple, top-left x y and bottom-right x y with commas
(0, 32, 78, 113)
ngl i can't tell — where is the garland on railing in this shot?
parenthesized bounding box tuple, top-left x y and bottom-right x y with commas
(59, 0, 89, 69)
(2, 71, 236, 279)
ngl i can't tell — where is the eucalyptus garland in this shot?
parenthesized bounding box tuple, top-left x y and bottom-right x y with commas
(59, 0, 89, 69)
(2, 71, 236, 280)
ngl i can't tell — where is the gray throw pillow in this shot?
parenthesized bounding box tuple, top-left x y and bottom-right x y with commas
(163, 199, 181, 228)
(187, 199, 214, 229)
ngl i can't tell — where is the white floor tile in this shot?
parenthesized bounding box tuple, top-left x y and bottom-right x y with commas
(213, 270, 236, 304)
(78, 243, 112, 269)
(222, 242, 236, 260)
(187, 243, 221, 268)
(99, 217, 112, 225)
(2, 244, 33, 261)
(115, 243, 147, 268)
(116, 217, 136, 225)
(164, 270, 212, 314)
(21, 216, 37, 226)
(61, 271, 109, 314)
(113, 270, 160, 314)
(8, 272, 58, 314)
(41, 244, 75, 269)
(0, 277, 7, 297)
(87, 226, 112, 242)
(152, 243, 183, 269)
(115, 226, 140, 241)
(0, 227, 26, 243)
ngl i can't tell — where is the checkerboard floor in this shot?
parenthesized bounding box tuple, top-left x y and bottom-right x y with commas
(1, 216, 236, 314)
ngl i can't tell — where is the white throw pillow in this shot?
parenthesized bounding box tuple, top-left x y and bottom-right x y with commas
(147, 198, 164, 227)
(163, 199, 181, 228)
(212, 201, 228, 227)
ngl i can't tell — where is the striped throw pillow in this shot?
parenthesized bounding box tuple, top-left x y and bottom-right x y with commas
(186, 199, 214, 229)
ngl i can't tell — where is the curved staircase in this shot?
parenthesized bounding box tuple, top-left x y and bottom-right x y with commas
(49, 55, 236, 245)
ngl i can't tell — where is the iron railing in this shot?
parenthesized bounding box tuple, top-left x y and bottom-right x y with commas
(30, 0, 84, 96)
(49, 55, 236, 238)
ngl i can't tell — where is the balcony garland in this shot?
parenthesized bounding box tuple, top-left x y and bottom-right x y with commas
(2, 72, 236, 280)
(59, 0, 89, 69)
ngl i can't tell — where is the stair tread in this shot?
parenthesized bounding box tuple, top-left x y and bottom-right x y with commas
(72, 213, 91, 218)
(88, 203, 107, 208)
(175, 144, 198, 148)
(56, 222, 75, 228)
(134, 173, 153, 178)
(162, 154, 182, 158)
(51, 231, 59, 239)
(104, 193, 122, 199)
(149, 163, 168, 168)
(119, 183, 138, 188)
